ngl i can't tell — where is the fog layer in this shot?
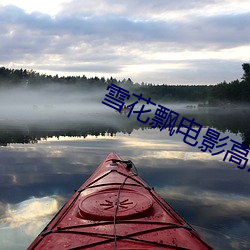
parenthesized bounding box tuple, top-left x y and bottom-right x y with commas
(0, 85, 111, 123)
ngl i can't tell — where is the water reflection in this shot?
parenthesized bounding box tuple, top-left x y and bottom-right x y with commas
(0, 108, 250, 147)
(0, 196, 62, 250)
(0, 112, 250, 249)
(1, 196, 59, 228)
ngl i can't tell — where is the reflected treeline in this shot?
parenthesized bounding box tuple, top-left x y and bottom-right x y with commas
(0, 114, 137, 146)
(0, 108, 250, 147)
(183, 108, 250, 147)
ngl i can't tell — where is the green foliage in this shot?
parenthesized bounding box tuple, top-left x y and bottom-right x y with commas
(209, 63, 250, 104)
(0, 63, 249, 104)
(242, 63, 250, 82)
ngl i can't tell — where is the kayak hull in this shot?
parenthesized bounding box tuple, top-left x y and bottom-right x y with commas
(28, 152, 213, 249)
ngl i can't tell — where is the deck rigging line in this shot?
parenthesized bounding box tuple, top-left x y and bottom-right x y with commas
(35, 159, 212, 250)
(112, 159, 138, 249)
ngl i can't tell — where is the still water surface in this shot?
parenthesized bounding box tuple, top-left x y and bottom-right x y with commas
(0, 108, 250, 249)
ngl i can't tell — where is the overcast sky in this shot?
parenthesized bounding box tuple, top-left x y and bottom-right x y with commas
(0, 0, 250, 85)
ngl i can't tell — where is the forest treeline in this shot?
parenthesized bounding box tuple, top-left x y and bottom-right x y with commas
(0, 63, 249, 104)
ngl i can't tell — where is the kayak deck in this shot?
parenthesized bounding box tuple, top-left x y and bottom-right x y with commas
(28, 152, 213, 249)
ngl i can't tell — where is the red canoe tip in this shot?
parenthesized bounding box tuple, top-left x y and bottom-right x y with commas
(105, 152, 122, 161)
(27, 153, 213, 250)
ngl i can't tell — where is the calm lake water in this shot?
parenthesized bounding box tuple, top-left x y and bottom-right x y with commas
(0, 106, 250, 250)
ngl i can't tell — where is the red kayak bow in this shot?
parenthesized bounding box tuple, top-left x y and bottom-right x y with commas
(28, 152, 213, 249)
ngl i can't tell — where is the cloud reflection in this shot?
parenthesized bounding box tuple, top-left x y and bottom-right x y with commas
(157, 186, 250, 216)
(0, 196, 62, 249)
(0, 126, 250, 249)
(0, 196, 59, 229)
(156, 186, 250, 250)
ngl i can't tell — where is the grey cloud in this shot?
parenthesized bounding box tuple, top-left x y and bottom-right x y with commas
(39, 64, 121, 74)
(184, 13, 250, 49)
(1, 4, 249, 50)
(59, 0, 216, 18)
(0, 3, 249, 84)
(133, 59, 244, 85)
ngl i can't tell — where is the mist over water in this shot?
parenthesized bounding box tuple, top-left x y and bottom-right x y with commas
(0, 84, 250, 249)
(0, 85, 196, 130)
(0, 83, 233, 124)
(0, 84, 249, 146)
(0, 85, 111, 124)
